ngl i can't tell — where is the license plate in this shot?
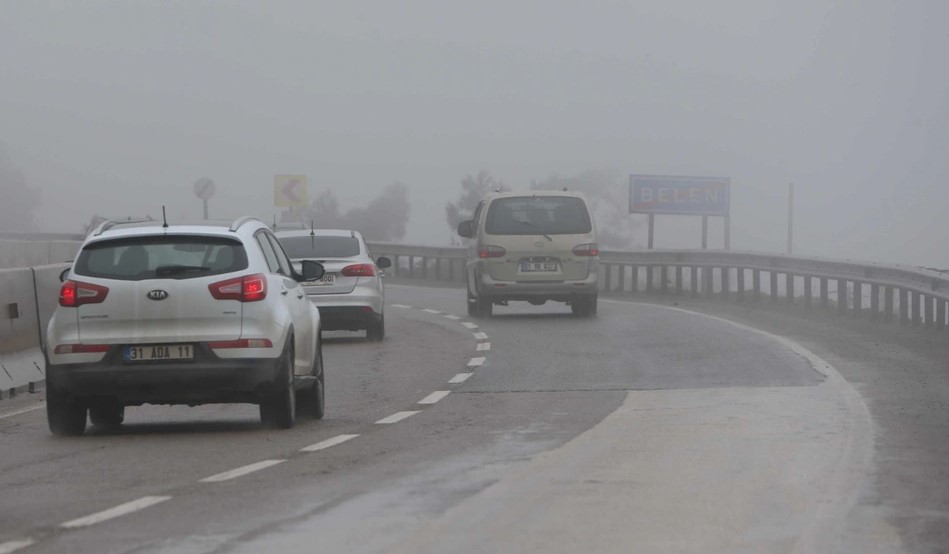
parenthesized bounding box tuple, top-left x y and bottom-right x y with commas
(310, 274, 336, 286)
(124, 344, 193, 362)
(520, 262, 559, 272)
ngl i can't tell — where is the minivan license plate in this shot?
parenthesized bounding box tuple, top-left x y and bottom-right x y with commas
(124, 344, 193, 362)
(520, 262, 559, 272)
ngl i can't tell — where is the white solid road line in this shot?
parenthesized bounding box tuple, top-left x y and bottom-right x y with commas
(473, 332, 488, 340)
(61, 496, 172, 529)
(200, 460, 287, 483)
(0, 403, 44, 420)
(301, 434, 360, 453)
(449, 373, 473, 384)
(444, 314, 461, 320)
(0, 539, 35, 554)
(422, 308, 442, 314)
(391, 304, 412, 308)
(376, 411, 421, 424)
(462, 322, 479, 329)
(467, 357, 486, 367)
(418, 391, 451, 405)
(476, 342, 491, 351)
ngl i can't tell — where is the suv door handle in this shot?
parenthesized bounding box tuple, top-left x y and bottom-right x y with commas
(280, 288, 289, 296)
(297, 292, 305, 299)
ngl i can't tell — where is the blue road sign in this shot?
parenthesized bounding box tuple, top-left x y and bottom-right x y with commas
(630, 174, 730, 216)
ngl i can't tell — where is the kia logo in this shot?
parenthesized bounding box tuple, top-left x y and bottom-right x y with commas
(147, 290, 169, 301)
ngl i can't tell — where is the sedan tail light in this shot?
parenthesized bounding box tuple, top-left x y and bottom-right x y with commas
(478, 245, 506, 258)
(209, 274, 268, 302)
(340, 264, 376, 277)
(573, 243, 599, 257)
(59, 280, 109, 307)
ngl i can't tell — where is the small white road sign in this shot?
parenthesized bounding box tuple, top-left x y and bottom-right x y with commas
(274, 175, 308, 208)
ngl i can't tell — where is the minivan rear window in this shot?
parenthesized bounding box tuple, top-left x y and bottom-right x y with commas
(74, 236, 248, 281)
(485, 197, 593, 235)
(278, 236, 361, 259)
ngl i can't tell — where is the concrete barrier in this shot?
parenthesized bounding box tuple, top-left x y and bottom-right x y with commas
(0, 240, 80, 269)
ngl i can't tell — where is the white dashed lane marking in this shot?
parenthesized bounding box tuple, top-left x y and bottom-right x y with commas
(462, 322, 479, 329)
(476, 342, 491, 351)
(301, 434, 360, 453)
(200, 460, 287, 483)
(473, 332, 488, 340)
(61, 496, 172, 529)
(449, 373, 473, 384)
(422, 308, 442, 314)
(392, 304, 412, 309)
(0, 539, 35, 554)
(467, 357, 486, 367)
(0, 403, 45, 420)
(376, 411, 421, 424)
(418, 391, 451, 405)
(444, 314, 461, 320)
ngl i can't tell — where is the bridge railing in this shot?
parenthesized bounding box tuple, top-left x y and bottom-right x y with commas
(368, 243, 949, 328)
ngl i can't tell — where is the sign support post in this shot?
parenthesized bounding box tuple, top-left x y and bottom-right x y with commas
(193, 178, 216, 220)
(648, 214, 655, 249)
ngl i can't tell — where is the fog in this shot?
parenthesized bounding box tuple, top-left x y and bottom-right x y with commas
(2, 1, 947, 267)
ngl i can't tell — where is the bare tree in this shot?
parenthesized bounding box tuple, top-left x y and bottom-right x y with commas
(445, 170, 510, 239)
(0, 146, 41, 232)
(284, 182, 410, 242)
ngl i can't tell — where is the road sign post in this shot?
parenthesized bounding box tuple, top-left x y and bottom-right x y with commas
(193, 178, 216, 219)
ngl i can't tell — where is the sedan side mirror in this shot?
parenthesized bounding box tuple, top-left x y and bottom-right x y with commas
(376, 256, 392, 269)
(457, 220, 475, 238)
(300, 260, 325, 282)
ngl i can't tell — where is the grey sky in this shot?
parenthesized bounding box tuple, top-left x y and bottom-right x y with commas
(2, 1, 947, 267)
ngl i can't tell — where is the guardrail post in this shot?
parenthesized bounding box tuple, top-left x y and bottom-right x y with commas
(630, 265, 639, 294)
(820, 278, 829, 308)
(803, 276, 812, 308)
(923, 294, 933, 327)
(675, 266, 683, 296)
(618, 265, 627, 293)
(448, 259, 455, 282)
(853, 281, 863, 318)
(937, 299, 946, 329)
(786, 274, 795, 304)
(604, 264, 613, 292)
(661, 266, 669, 294)
(884, 286, 894, 322)
(394, 255, 402, 277)
(646, 266, 655, 293)
(703, 267, 713, 296)
(421, 257, 429, 279)
(900, 289, 910, 325)
(837, 279, 848, 315)
(912, 291, 922, 327)
(736, 268, 745, 301)
(870, 284, 880, 320)
(691, 267, 699, 297)
(753, 269, 761, 302)
(721, 268, 730, 299)
(770, 272, 779, 302)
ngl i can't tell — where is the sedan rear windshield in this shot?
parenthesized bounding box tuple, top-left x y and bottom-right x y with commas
(485, 197, 593, 235)
(74, 236, 248, 281)
(279, 236, 361, 259)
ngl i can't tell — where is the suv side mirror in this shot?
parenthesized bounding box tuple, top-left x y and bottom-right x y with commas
(457, 220, 475, 238)
(376, 256, 392, 269)
(299, 260, 325, 282)
(59, 268, 71, 282)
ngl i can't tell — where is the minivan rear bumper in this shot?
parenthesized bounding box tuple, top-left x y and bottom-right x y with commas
(476, 270, 598, 302)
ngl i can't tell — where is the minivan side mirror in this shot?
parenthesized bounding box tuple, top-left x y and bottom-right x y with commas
(376, 256, 392, 269)
(457, 220, 475, 238)
(299, 260, 325, 282)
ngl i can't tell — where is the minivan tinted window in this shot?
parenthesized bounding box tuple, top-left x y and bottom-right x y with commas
(279, 236, 361, 259)
(485, 197, 592, 235)
(74, 236, 248, 281)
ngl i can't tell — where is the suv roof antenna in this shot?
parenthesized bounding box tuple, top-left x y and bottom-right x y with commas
(310, 220, 315, 237)
(162, 206, 169, 229)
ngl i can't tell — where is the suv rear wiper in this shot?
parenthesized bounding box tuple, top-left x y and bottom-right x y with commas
(517, 220, 552, 241)
(155, 265, 211, 276)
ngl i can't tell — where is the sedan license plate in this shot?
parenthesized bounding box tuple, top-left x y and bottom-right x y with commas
(311, 274, 335, 286)
(520, 261, 559, 272)
(124, 344, 193, 362)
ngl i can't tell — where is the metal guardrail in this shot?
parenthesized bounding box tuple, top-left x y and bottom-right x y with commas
(368, 243, 949, 328)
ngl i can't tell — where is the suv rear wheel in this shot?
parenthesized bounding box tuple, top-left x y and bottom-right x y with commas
(89, 401, 125, 429)
(260, 340, 296, 429)
(47, 385, 87, 436)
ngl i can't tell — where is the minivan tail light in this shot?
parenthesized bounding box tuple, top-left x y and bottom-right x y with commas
(340, 264, 376, 277)
(208, 274, 268, 302)
(478, 245, 506, 258)
(573, 243, 599, 257)
(59, 280, 109, 307)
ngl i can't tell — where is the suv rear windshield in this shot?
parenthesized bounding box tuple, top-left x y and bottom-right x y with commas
(485, 196, 593, 235)
(279, 236, 361, 259)
(74, 236, 248, 281)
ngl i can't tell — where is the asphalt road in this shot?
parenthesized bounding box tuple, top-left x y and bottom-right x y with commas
(0, 283, 945, 553)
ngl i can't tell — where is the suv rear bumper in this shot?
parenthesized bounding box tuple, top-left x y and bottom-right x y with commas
(46, 346, 283, 406)
(476, 271, 599, 302)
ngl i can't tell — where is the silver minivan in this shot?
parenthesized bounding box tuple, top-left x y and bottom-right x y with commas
(457, 190, 599, 317)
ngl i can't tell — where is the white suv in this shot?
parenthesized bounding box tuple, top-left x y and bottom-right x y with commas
(457, 190, 599, 317)
(45, 217, 326, 435)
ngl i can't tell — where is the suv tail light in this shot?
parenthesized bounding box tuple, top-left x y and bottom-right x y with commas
(573, 243, 599, 257)
(478, 245, 506, 258)
(59, 280, 109, 307)
(340, 264, 376, 277)
(209, 274, 268, 302)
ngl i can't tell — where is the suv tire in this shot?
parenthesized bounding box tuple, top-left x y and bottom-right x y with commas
(89, 401, 125, 429)
(260, 340, 296, 429)
(298, 334, 326, 420)
(47, 384, 87, 436)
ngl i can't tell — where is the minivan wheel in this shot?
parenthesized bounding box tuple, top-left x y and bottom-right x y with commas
(475, 296, 493, 318)
(47, 385, 87, 436)
(260, 341, 296, 429)
(89, 401, 125, 429)
(299, 334, 325, 420)
(571, 294, 598, 317)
